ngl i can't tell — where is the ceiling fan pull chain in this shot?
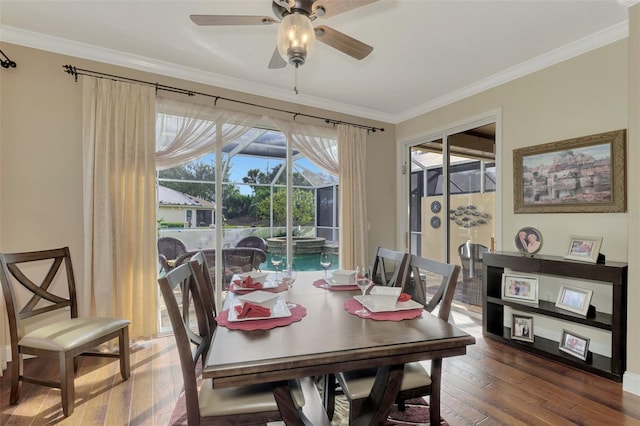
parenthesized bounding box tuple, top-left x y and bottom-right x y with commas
(294, 65, 299, 95)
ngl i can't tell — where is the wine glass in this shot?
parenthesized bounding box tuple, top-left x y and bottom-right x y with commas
(281, 267, 297, 307)
(355, 266, 372, 316)
(320, 252, 332, 285)
(271, 252, 282, 280)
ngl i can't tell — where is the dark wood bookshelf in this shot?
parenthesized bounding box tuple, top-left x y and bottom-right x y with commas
(483, 251, 627, 381)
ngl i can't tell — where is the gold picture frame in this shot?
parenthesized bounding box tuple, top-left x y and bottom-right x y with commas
(513, 129, 626, 213)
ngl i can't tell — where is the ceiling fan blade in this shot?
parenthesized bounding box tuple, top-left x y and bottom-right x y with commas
(314, 25, 373, 60)
(312, 0, 379, 19)
(268, 47, 288, 69)
(190, 15, 278, 26)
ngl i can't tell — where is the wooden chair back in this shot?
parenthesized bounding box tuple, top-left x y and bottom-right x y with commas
(174, 248, 266, 289)
(403, 255, 461, 321)
(158, 263, 211, 425)
(188, 251, 217, 336)
(370, 247, 410, 288)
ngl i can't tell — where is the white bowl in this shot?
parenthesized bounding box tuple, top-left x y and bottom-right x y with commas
(331, 269, 356, 284)
(369, 286, 402, 308)
(237, 271, 268, 285)
(239, 290, 279, 308)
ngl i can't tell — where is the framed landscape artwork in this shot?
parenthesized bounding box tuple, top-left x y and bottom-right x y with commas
(513, 129, 626, 213)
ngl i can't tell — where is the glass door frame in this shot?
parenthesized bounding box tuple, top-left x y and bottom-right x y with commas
(397, 109, 503, 260)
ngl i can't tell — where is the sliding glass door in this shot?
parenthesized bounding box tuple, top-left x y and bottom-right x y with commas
(408, 122, 496, 313)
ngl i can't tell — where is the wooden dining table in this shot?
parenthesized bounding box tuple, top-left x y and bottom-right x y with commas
(203, 271, 475, 425)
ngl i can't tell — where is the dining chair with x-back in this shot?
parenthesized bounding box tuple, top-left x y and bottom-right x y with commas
(0, 247, 131, 417)
(158, 262, 305, 425)
(335, 254, 461, 424)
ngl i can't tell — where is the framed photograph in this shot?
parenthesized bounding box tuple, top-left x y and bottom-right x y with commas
(555, 285, 593, 316)
(513, 129, 626, 214)
(564, 235, 603, 263)
(511, 314, 534, 342)
(501, 274, 539, 304)
(514, 226, 543, 255)
(559, 329, 590, 360)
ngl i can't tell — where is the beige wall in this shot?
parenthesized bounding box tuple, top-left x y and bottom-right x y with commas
(397, 37, 638, 392)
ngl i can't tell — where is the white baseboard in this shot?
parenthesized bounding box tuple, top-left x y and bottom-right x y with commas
(623, 371, 640, 396)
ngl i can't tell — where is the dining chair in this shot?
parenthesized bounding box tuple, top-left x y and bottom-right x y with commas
(157, 236, 188, 264)
(370, 246, 410, 288)
(458, 241, 489, 306)
(174, 248, 266, 290)
(158, 262, 305, 426)
(188, 251, 217, 335)
(335, 254, 461, 423)
(235, 235, 267, 252)
(0, 247, 131, 417)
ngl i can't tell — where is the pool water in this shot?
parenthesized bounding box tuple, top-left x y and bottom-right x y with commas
(261, 252, 339, 272)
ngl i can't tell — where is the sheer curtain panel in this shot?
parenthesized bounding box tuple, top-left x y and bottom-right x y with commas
(82, 77, 158, 338)
(337, 124, 368, 269)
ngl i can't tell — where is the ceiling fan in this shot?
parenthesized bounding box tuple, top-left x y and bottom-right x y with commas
(190, 0, 378, 69)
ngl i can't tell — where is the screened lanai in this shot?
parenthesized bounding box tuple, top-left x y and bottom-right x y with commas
(157, 125, 340, 271)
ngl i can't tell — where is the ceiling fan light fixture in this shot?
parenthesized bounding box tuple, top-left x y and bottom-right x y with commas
(277, 13, 315, 67)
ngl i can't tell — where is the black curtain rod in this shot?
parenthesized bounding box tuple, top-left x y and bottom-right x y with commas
(62, 65, 384, 133)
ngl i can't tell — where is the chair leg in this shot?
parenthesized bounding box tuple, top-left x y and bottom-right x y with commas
(397, 399, 406, 412)
(119, 327, 131, 380)
(9, 350, 21, 405)
(60, 353, 75, 416)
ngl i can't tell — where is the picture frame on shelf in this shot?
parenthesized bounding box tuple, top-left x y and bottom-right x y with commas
(555, 284, 593, 316)
(501, 274, 539, 304)
(514, 226, 543, 255)
(564, 235, 603, 263)
(559, 329, 590, 361)
(511, 314, 534, 342)
(513, 129, 626, 214)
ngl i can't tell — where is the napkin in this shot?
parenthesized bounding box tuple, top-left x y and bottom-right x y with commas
(398, 292, 412, 302)
(235, 302, 271, 319)
(233, 276, 263, 289)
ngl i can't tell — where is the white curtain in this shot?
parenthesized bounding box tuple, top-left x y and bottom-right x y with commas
(271, 118, 339, 175)
(155, 96, 262, 311)
(337, 124, 369, 269)
(82, 77, 158, 338)
(156, 97, 262, 169)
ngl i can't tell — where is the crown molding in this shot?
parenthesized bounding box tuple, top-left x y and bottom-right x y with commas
(1, 20, 628, 125)
(394, 20, 629, 123)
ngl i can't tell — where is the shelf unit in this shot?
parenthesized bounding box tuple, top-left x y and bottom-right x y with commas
(483, 251, 627, 381)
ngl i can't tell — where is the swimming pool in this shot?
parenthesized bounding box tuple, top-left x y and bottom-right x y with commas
(261, 252, 338, 272)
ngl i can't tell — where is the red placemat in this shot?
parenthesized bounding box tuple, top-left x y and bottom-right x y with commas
(343, 298, 423, 321)
(229, 282, 288, 294)
(313, 279, 359, 291)
(216, 304, 307, 331)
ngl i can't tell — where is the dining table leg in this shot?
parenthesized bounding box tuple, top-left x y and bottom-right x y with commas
(271, 380, 303, 426)
(322, 374, 336, 421)
(352, 363, 405, 426)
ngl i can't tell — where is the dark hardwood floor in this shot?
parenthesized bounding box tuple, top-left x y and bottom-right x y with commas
(0, 311, 638, 425)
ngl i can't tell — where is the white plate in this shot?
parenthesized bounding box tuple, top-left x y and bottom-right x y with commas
(353, 295, 423, 313)
(228, 295, 291, 322)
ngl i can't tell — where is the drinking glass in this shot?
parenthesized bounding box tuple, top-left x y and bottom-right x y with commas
(282, 267, 297, 307)
(355, 266, 372, 316)
(271, 252, 282, 280)
(320, 252, 332, 285)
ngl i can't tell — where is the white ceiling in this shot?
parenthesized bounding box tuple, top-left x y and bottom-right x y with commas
(0, 0, 636, 124)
